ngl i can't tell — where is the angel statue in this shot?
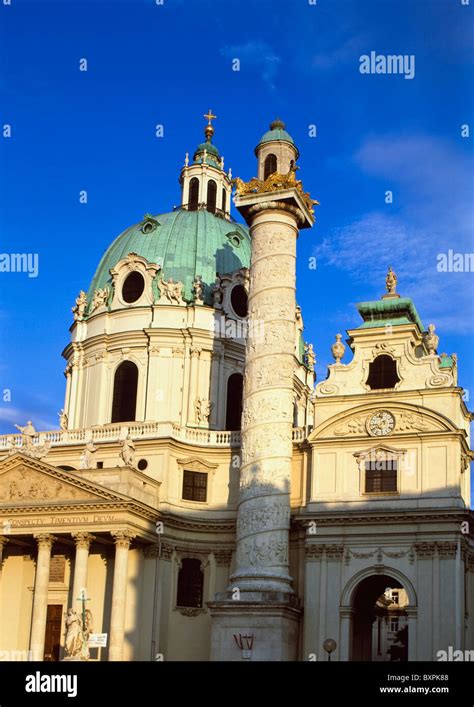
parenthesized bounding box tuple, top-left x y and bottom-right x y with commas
(64, 609, 84, 659)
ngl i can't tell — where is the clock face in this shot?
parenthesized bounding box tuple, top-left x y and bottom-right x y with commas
(367, 410, 395, 437)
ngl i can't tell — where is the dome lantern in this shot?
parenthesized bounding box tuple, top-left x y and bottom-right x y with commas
(179, 110, 233, 220)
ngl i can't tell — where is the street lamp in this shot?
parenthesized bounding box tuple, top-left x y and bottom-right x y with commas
(323, 638, 337, 662)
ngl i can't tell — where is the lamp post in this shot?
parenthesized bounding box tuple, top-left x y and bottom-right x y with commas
(323, 638, 337, 662)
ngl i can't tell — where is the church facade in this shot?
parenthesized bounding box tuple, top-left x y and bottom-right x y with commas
(0, 117, 472, 662)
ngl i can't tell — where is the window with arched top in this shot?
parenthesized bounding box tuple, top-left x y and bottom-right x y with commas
(222, 188, 227, 214)
(225, 373, 243, 430)
(188, 177, 199, 211)
(264, 153, 277, 180)
(366, 355, 400, 390)
(111, 361, 138, 422)
(207, 180, 217, 213)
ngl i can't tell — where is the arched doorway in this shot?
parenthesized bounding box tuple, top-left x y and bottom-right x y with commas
(351, 574, 409, 661)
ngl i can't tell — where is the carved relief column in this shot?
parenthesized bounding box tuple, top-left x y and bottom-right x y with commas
(230, 194, 314, 595)
(209, 126, 316, 661)
(71, 533, 94, 609)
(109, 530, 135, 661)
(29, 534, 55, 660)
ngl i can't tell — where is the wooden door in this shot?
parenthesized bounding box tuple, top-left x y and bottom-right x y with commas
(44, 604, 62, 661)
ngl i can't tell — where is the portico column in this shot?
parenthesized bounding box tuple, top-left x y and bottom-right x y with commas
(29, 534, 55, 661)
(109, 530, 135, 661)
(71, 533, 94, 608)
(0, 537, 9, 638)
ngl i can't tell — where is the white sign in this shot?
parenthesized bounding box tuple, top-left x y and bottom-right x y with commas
(88, 633, 107, 647)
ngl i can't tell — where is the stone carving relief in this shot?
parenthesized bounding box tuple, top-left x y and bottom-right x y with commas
(79, 442, 97, 469)
(334, 416, 366, 437)
(372, 342, 396, 356)
(192, 275, 203, 305)
(213, 549, 233, 566)
(396, 411, 435, 432)
(89, 287, 109, 313)
(236, 536, 288, 568)
(157, 277, 184, 305)
(72, 291, 87, 321)
(249, 357, 294, 390)
(240, 427, 292, 467)
(333, 410, 441, 437)
(119, 435, 135, 468)
(0, 468, 92, 502)
(423, 324, 439, 355)
(236, 499, 290, 538)
(194, 398, 212, 423)
(239, 458, 291, 498)
(426, 374, 452, 388)
(242, 394, 292, 427)
(344, 545, 415, 566)
(318, 383, 339, 396)
(304, 343, 316, 371)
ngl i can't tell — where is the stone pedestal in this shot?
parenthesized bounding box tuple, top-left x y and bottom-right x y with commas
(208, 594, 301, 661)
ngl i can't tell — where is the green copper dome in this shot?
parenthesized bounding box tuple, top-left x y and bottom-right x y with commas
(193, 139, 222, 168)
(87, 209, 250, 309)
(255, 119, 298, 156)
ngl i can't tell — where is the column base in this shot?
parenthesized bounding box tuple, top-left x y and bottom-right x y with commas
(208, 591, 301, 661)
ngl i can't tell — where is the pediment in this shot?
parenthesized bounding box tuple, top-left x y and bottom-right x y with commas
(176, 456, 218, 472)
(309, 403, 453, 442)
(0, 454, 123, 504)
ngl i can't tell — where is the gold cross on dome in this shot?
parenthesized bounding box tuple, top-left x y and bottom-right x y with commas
(204, 109, 217, 125)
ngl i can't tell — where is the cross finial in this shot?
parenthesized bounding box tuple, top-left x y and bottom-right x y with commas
(204, 109, 217, 125)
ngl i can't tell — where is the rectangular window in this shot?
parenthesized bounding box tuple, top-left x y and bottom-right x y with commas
(390, 618, 399, 633)
(177, 558, 204, 608)
(365, 460, 397, 493)
(182, 470, 207, 502)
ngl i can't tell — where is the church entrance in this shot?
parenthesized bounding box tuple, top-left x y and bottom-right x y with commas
(44, 604, 63, 661)
(351, 574, 409, 662)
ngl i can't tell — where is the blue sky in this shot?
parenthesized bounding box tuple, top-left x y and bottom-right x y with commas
(0, 0, 473, 485)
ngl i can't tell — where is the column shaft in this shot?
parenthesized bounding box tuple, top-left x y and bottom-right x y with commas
(109, 531, 134, 661)
(231, 209, 298, 594)
(29, 534, 55, 661)
(71, 533, 94, 608)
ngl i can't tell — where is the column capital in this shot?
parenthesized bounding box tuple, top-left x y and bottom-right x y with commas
(111, 530, 135, 549)
(71, 532, 95, 549)
(33, 534, 56, 550)
(0, 536, 9, 549)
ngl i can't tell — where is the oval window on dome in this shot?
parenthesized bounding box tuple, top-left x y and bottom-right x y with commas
(122, 271, 145, 303)
(230, 285, 248, 318)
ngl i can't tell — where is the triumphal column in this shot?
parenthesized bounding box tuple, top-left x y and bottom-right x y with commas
(209, 120, 316, 660)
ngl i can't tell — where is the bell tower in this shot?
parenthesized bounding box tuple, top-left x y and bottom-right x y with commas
(255, 118, 299, 181)
(209, 120, 318, 661)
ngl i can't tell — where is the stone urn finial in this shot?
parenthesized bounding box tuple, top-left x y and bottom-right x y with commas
(331, 333, 345, 362)
(424, 323, 439, 355)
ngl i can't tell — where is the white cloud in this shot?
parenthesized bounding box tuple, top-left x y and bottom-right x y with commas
(315, 134, 474, 335)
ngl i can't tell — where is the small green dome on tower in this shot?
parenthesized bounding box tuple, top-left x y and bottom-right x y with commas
(193, 108, 223, 168)
(255, 118, 299, 157)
